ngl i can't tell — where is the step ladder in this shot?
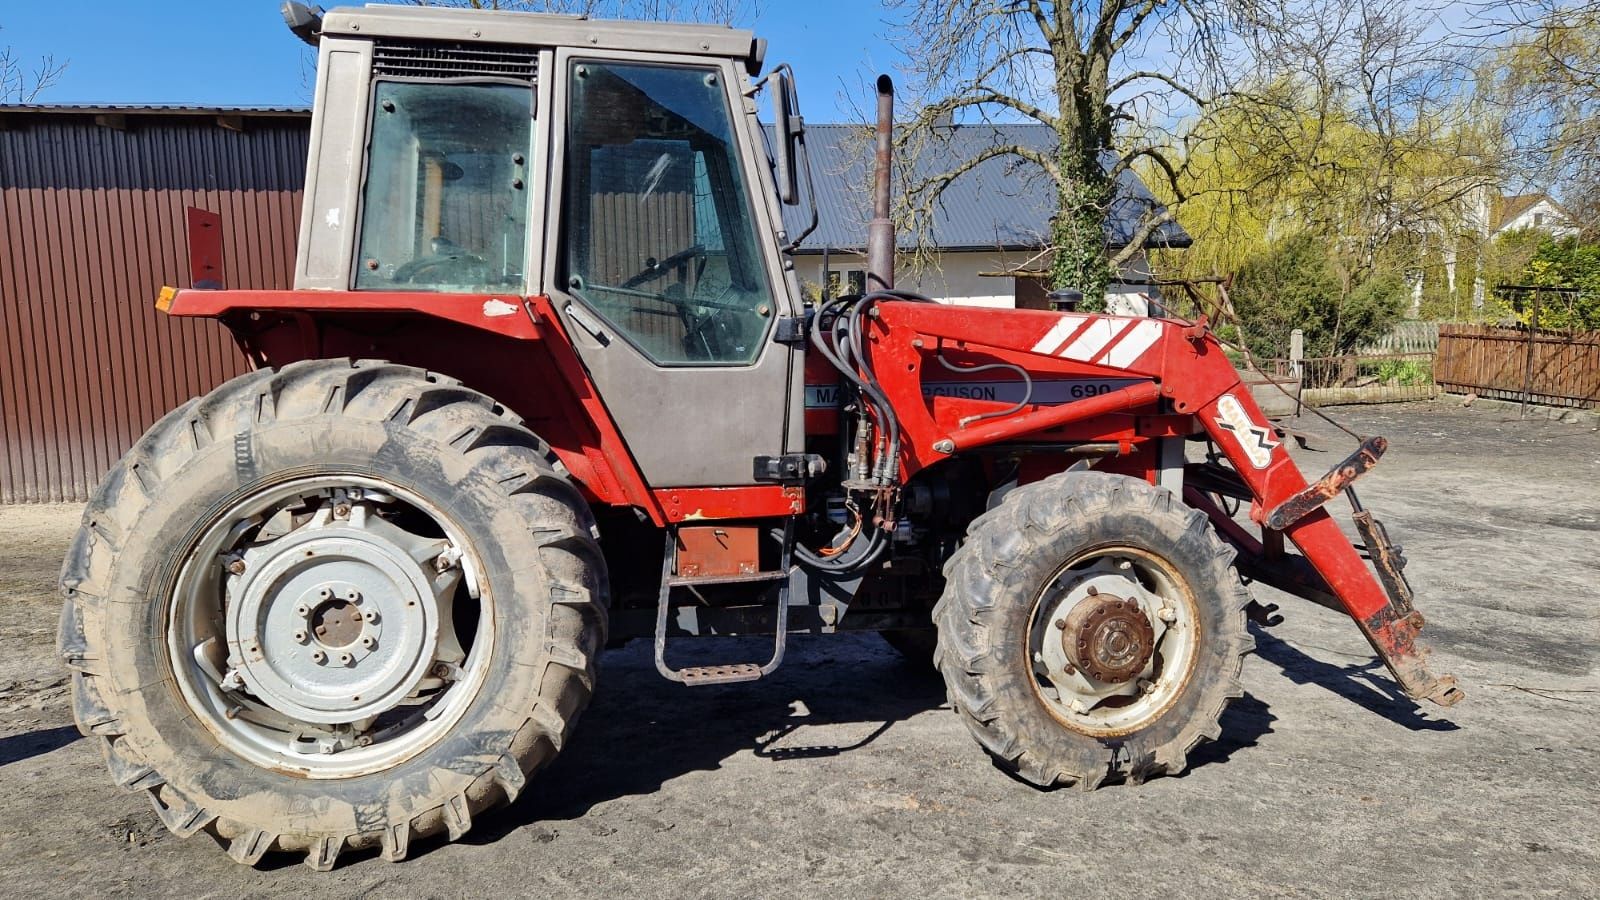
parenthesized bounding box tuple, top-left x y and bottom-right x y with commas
(653, 523, 793, 686)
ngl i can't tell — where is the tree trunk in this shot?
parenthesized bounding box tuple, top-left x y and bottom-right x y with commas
(1051, 134, 1114, 308)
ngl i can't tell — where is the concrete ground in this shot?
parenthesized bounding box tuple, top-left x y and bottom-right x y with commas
(1, 401, 1596, 898)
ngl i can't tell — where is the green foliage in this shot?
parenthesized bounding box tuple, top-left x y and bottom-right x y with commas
(1490, 233, 1600, 330)
(1375, 358, 1431, 386)
(1229, 231, 1405, 358)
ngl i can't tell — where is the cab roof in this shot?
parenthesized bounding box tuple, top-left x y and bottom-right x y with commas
(321, 4, 764, 71)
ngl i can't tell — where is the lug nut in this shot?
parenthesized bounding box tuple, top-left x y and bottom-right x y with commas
(226, 559, 246, 576)
(318, 588, 332, 600)
(1054, 618, 1068, 630)
(345, 589, 361, 602)
(1158, 607, 1177, 623)
(293, 629, 308, 643)
(311, 649, 327, 664)
(295, 604, 310, 617)
(337, 652, 354, 666)
(360, 635, 376, 649)
(362, 609, 378, 623)
(1086, 585, 1099, 596)
(333, 503, 351, 519)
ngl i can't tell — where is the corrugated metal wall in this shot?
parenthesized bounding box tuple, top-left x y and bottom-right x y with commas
(0, 111, 309, 503)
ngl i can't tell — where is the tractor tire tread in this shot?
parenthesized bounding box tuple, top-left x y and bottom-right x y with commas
(58, 359, 608, 869)
(933, 470, 1250, 790)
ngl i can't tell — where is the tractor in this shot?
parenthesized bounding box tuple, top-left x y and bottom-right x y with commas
(57, 2, 1461, 870)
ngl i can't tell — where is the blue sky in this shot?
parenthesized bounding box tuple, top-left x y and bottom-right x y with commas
(0, 1, 894, 120)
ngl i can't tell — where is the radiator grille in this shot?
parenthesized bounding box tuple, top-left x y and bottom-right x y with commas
(372, 40, 538, 81)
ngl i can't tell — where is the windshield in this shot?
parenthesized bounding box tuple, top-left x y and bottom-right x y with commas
(355, 81, 532, 292)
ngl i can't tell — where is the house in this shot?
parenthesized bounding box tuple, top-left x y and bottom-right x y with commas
(1491, 192, 1577, 239)
(779, 124, 1192, 312)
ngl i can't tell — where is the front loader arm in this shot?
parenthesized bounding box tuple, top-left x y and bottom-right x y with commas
(1191, 388, 1462, 706)
(869, 303, 1462, 707)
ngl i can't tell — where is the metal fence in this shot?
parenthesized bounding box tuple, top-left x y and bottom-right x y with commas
(1436, 324, 1600, 409)
(1268, 353, 1438, 406)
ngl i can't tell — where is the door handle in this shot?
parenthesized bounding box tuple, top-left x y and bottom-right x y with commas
(565, 303, 610, 345)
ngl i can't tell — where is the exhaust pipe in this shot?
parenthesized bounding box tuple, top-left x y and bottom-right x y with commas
(866, 74, 895, 293)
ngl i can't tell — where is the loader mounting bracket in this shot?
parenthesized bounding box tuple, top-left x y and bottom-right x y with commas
(1265, 436, 1386, 531)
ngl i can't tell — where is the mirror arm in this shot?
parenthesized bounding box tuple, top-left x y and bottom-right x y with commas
(783, 126, 819, 253)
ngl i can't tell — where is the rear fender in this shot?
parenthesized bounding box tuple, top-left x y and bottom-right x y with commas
(161, 288, 663, 522)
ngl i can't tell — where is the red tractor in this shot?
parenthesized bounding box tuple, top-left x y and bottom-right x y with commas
(58, 3, 1460, 870)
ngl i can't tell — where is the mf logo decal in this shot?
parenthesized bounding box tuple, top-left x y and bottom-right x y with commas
(1213, 393, 1279, 469)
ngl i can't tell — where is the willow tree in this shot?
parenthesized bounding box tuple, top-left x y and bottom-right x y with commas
(1487, 1, 1600, 234)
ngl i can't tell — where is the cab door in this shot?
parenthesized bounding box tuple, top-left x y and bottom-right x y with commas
(542, 51, 802, 488)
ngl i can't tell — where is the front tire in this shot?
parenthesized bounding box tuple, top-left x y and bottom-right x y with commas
(57, 360, 608, 868)
(933, 471, 1250, 788)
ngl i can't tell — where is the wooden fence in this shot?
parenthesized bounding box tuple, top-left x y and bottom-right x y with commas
(1435, 324, 1600, 408)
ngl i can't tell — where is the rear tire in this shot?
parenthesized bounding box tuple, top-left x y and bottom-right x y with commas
(933, 471, 1249, 788)
(58, 359, 608, 869)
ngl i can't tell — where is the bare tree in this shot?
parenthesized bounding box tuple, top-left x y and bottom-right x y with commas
(0, 26, 65, 103)
(886, 1, 1259, 303)
(887, 1, 1504, 307)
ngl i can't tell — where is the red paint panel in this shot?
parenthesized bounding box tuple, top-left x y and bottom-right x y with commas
(165, 289, 543, 341)
(654, 486, 804, 523)
(185, 206, 225, 289)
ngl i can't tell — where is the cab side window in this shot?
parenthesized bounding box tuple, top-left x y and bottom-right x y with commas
(355, 81, 532, 292)
(563, 61, 775, 365)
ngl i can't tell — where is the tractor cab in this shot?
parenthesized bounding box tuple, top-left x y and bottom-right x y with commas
(293, 4, 811, 487)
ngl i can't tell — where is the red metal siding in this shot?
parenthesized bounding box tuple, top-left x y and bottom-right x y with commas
(0, 111, 309, 502)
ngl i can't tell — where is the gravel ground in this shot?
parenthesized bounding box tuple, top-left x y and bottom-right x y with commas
(1, 401, 1596, 898)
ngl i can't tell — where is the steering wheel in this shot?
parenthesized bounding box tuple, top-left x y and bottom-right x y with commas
(621, 244, 706, 289)
(393, 251, 489, 285)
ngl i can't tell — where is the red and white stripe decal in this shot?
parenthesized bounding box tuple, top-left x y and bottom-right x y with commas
(1029, 315, 1164, 370)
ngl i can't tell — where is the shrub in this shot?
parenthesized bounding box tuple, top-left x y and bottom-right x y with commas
(1230, 231, 1404, 358)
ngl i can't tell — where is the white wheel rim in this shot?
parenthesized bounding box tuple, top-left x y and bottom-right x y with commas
(1027, 546, 1199, 737)
(166, 475, 494, 778)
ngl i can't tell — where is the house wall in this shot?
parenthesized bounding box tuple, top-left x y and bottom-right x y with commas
(802, 249, 1158, 310)
(1497, 198, 1578, 238)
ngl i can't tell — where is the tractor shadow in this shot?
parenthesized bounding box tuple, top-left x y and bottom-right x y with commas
(462, 632, 946, 848)
(1249, 625, 1460, 733)
(457, 631, 1283, 853)
(0, 724, 81, 767)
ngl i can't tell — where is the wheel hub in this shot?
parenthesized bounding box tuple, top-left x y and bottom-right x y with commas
(1061, 592, 1155, 684)
(224, 505, 445, 725)
(311, 595, 364, 647)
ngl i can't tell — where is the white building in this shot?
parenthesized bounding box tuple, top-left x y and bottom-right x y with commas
(1490, 192, 1578, 239)
(780, 125, 1190, 313)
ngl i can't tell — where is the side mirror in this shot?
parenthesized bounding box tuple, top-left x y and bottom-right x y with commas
(281, 2, 324, 47)
(769, 68, 800, 205)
